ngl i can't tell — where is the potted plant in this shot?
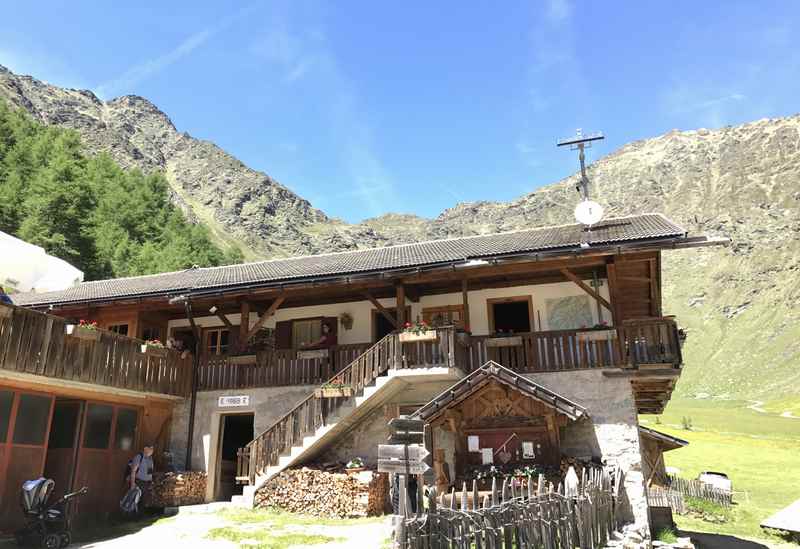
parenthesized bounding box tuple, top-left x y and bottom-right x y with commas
(141, 339, 167, 357)
(398, 320, 437, 342)
(314, 377, 353, 398)
(66, 320, 100, 341)
(340, 312, 354, 331)
(345, 457, 366, 474)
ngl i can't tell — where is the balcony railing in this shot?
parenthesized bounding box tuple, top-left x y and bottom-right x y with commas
(465, 318, 682, 373)
(0, 303, 191, 397)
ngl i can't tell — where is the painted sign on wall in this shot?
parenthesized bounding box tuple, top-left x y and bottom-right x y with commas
(218, 395, 250, 407)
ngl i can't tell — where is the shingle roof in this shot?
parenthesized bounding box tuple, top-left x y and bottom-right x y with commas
(12, 213, 685, 307)
(412, 361, 589, 422)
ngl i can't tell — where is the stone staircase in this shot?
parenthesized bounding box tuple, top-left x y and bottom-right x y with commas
(231, 329, 464, 507)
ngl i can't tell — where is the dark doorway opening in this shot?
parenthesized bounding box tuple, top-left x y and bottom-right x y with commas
(373, 306, 412, 342)
(44, 399, 84, 499)
(492, 301, 532, 334)
(216, 414, 254, 501)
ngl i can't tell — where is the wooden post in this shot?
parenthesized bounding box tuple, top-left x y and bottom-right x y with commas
(461, 278, 470, 333)
(239, 300, 251, 343)
(396, 284, 406, 327)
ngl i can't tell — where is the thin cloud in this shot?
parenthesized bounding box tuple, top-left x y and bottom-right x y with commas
(94, 6, 254, 98)
(546, 0, 572, 24)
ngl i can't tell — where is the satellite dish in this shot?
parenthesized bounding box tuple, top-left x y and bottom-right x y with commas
(574, 200, 604, 226)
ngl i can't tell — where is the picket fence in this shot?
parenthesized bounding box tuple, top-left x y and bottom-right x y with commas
(666, 475, 732, 507)
(396, 466, 619, 549)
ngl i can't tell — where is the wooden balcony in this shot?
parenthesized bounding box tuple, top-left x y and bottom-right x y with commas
(0, 303, 192, 397)
(200, 318, 683, 392)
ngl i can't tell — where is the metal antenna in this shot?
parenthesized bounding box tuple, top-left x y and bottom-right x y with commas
(557, 129, 604, 200)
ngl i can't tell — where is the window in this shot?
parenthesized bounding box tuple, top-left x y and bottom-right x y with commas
(422, 305, 465, 329)
(12, 394, 51, 445)
(0, 390, 13, 443)
(114, 408, 138, 451)
(488, 296, 533, 334)
(142, 327, 160, 342)
(292, 319, 322, 349)
(206, 328, 230, 355)
(108, 324, 129, 336)
(83, 403, 113, 449)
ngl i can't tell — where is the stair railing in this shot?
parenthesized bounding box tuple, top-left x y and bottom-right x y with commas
(239, 330, 401, 484)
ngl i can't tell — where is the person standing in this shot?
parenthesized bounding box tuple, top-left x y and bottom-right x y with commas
(128, 444, 155, 509)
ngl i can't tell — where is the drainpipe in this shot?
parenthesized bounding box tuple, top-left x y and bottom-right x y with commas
(170, 294, 201, 471)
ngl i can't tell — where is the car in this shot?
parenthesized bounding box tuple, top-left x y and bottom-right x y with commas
(697, 471, 732, 493)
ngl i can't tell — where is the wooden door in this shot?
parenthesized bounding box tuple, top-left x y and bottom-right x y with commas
(43, 400, 84, 500)
(0, 388, 55, 532)
(72, 402, 140, 518)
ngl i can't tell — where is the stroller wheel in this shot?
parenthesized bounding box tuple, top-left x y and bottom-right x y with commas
(58, 533, 71, 548)
(41, 534, 60, 549)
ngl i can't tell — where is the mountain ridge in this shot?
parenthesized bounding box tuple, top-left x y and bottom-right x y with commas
(1, 64, 799, 405)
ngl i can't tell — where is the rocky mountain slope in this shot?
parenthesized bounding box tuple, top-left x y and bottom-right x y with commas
(1, 65, 798, 405)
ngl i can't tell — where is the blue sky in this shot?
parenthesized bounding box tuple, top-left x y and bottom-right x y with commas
(1, 1, 797, 223)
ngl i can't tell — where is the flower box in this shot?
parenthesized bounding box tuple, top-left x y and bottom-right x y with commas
(399, 330, 437, 343)
(0, 303, 13, 318)
(485, 336, 522, 348)
(298, 349, 329, 360)
(66, 324, 100, 341)
(314, 386, 353, 398)
(345, 467, 366, 475)
(141, 344, 167, 357)
(228, 354, 257, 365)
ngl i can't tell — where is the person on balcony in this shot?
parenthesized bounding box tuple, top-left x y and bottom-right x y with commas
(300, 321, 337, 349)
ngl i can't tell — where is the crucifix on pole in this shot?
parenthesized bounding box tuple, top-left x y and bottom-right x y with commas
(556, 129, 604, 200)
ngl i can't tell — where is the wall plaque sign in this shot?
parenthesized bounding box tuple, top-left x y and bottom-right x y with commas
(218, 395, 250, 407)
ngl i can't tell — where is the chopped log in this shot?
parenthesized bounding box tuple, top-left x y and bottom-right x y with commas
(254, 466, 390, 518)
(149, 471, 207, 507)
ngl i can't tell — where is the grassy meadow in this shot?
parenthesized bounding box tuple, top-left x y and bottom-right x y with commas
(641, 396, 800, 545)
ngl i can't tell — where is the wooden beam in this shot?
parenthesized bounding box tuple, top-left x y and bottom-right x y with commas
(244, 295, 285, 341)
(210, 305, 233, 329)
(396, 284, 406, 326)
(461, 279, 471, 332)
(238, 301, 250, 342)
(560, 268, 613, 314)
(363, 291, 397, 328)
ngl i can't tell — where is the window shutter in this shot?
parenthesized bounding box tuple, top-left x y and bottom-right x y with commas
(275, 321, 292, 349)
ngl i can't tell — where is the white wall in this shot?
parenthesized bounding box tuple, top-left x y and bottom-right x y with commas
(167, 280, 613, 343)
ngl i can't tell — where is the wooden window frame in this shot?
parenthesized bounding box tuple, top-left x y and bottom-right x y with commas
(422, 304, 465, 329)
(289, 316, 325, 349)
(107, 323, 130, 336)
(203, 327, 232, 356)
(486, 295, 535, 334)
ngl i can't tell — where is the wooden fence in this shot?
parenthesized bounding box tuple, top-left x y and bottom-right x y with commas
(0, 303, 192, 397)
(647, 486, 687, 514)
(398, 467, 618, 549)
(666, 475, 732, 507)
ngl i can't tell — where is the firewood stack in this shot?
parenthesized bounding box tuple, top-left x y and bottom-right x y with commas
(150, 472, 207, 507)
(255, 467, 389, 518)
(560, 456, 603, 479)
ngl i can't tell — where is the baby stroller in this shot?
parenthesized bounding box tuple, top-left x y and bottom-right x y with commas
(14, 478, 88, 548)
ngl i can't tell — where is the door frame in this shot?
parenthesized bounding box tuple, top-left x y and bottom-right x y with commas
(486, 295, 534, 334)
(212, 411, 255, 501)
(371, 306, 412, 343)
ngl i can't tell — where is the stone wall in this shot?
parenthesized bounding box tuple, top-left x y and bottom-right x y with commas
(526, 370, 648, 528)
(168, 385, 315, 500)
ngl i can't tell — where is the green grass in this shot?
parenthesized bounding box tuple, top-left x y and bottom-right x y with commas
(207, 526, 338, 549)
(641, 396, 800, 544)
(654, 527, 678, 544)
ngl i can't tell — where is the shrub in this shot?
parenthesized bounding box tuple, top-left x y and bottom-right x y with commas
(655, 527, 678, 543)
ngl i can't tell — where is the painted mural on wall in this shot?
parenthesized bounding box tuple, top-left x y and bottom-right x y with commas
(545, 295, 593, 330)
